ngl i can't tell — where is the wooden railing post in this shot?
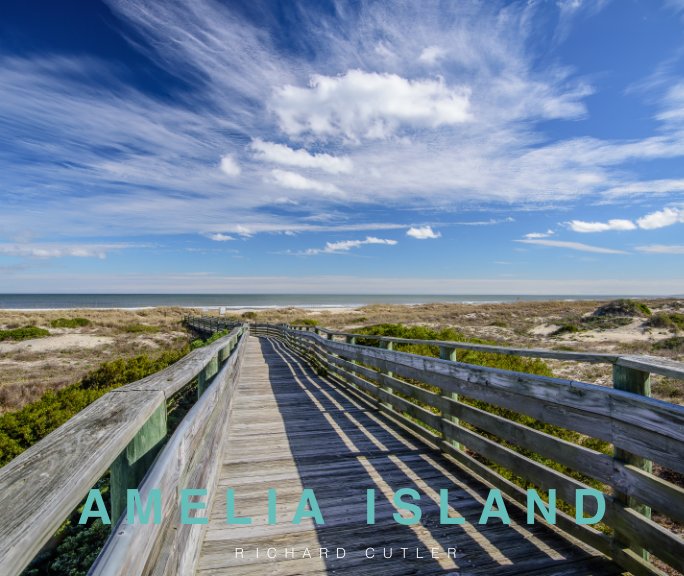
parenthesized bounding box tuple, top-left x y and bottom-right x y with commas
(345, 335, 357, 366)
(439, 346, 462, 451)
(379, 340, 394, 409)
(110, 402, 167, 524)
(612, 363, 652, 561)
(198, 355, 219, 397)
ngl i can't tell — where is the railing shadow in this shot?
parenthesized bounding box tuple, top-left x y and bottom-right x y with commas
(257, 336, 611, 575)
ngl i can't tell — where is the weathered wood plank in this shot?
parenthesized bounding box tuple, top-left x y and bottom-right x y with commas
(295, 332, 684, 473)
(0, 326, 244, 576)
(90, 331, 248, 576)
(196, 336, 623, 576)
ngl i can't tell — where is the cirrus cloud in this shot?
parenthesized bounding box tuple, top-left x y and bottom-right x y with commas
(516, 238, 627, 254)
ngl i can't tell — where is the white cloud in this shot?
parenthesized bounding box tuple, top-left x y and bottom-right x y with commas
(567, 219, 636, 233)
(208, 233, 234, 241)
(0, 243, 130, 259)
(272, 69, 471, 141)
(524, 229, 554, 239)
(636, 206, 684, 230)
(516, 239, 627, 254)
(302, 236, 398, 255)
(219, 155, 240, 177)
(270, 169, 343, 196)
(406, 226, 441, 239)
(1, 0, 682, 246)
(250, 139, 352, 174)
(636, 244, 684, 254)
(418, 46, 446, 65)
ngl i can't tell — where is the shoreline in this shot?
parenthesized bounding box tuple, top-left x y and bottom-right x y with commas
(1, 294, 678, 311)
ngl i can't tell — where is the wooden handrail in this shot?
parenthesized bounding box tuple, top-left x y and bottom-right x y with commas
(286, 325, 684, 379)
(252, 322, 684, 576)
(0, 324, 247, 576)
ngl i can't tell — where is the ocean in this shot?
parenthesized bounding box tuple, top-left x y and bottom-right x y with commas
(0, 293, 636, 310)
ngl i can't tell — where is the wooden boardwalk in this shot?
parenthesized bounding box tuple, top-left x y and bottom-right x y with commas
(196, 336, 623, 576)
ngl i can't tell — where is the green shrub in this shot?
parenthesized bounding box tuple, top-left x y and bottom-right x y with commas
(355, 323, 552, 376)
(593, 299, 651, 318)
(0, 346, 189, 466)
(294, 318, 318, 326)
(241, 311, 257, 320)
(550, 315, 632, 336)
(551, 322, 581, 336)
(0, 326, 50, 341)
(50, 318, 91, 329)
(646, 312, 684, 332)
(190, 330, 229, 350)
(653, 336, 684, 352)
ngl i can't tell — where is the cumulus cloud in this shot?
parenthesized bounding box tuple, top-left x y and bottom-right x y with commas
(270, 169, 343, 196)
(406, 226, 441, 239)
(272, 69, 471, 141)
(219, 155, 240, 177)
(636, 206, 684, 230)
(636, 244, 684, 254)
(567, 219, 636, 233)
(302, 236, 397, 255)
(208, 233, 234, 241)
(250, 139, 352, 174)
(0, 243, 130, 259)
(516, 239, 627, 254)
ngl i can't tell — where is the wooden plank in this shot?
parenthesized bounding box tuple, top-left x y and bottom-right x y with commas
(0, 389, 164, 576)
(306, 334, 684, 473)
(290, 325, 684, 377)
(0, 326, 244, 576)
(91, 333, 248, 576)
(445, 398, 684, 526)
(196, 336, 623, 576)
(613, 364, 652, 561)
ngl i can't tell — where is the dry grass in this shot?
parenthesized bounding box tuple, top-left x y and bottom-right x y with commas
(1, 299, 682, 412)
(0, 307, 197, 412)
(229, 297, 683, 403)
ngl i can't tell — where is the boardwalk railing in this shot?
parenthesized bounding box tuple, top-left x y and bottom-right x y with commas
(0, 322, 248, 576)
(250, 321, 684, 576)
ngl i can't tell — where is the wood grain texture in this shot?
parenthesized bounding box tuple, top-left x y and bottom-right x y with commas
(0, 326, 244, 576)
(195, 336, 623, 576)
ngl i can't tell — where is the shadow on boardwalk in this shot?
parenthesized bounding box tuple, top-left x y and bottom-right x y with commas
(257, 337, 619, 576)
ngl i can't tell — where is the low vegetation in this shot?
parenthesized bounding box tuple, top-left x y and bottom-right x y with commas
(646, 312, 684, 333)
(293, 318, 319, 326)
(121, 323, 160, 334)
(50, 318, 91, 329)
(551, 315, 633, 336)
(550, 299, 652, 336)
(653, 336, 684, 352)
(593, 298, 652, 318)
(0, 346, 189, 466)
(10, 327, 228, 576)
(0, 326, 50, 341)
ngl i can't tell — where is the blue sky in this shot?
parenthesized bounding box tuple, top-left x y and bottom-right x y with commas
(1, 0, 683, 294)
